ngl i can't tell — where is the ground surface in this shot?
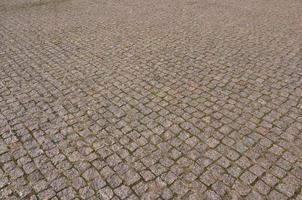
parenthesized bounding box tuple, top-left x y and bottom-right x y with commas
(1, 0, 302, 199)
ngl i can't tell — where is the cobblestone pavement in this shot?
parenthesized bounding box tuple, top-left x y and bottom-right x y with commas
(1, 0, 302, 199)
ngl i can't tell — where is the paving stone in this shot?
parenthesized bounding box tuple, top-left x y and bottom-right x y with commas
(255, 180, 271, 195)
(246, 191, 264, 200)
(276, 182, 296, 197)
(0, 0, 301, 199)
(114, 185, 131, 199)
(232, 181, 251, 196)
(268, 190, 288, 200)
(249, 165, 265, 177)
(240, 171, 257, 185)
(91, 178, 106, 191)
(171, 180, 189, 196)
(206, 190, 222, 200)
(262, 173, 279, 187)
(123, 169, 141, 186)
(51, 177, 67, 192)
(107, 174, 122, 188)
(79, 186, 95, 199)
(200, 171, 216, 186)
(98, 187, 114, 200)
(37, 189, 56, 200)
(57, 187, 76, 200)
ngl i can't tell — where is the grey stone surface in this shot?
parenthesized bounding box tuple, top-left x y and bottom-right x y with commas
(0, 0, 302, 199)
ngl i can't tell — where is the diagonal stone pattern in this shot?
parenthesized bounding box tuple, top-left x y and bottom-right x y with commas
(0, 0, 302, 199)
